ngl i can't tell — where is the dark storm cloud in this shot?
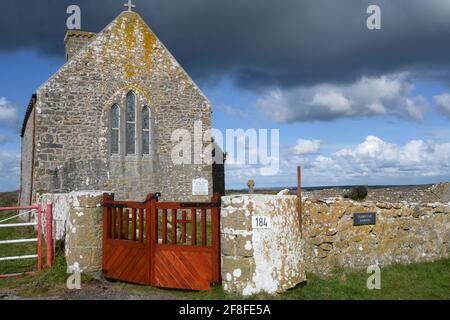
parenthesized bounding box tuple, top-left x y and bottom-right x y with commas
(1, 0, 450, 89)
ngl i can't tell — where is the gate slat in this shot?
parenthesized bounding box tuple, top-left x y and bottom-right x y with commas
(111, 208, 116, 239)
(131, 209, 136, 242)
(171, 209, 177, 244)
(162, 209, 167, 244)
(139, 209, 144, 242)
(191, 209, 196, 246)
(124, 209, 129, 240)
(181, 211, 187, 244)
(201, 209, 207, 246)
(118, 208, 123, 240)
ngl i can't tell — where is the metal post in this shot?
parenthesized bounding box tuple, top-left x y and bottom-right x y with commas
(37, 205, 43, 271)
(46, 203, 53, 268)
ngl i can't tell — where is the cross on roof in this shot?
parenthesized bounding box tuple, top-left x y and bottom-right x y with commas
(124, 0, 136, 12)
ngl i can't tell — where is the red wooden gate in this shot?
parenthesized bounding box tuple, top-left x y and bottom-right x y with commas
(102, 193, 221, 290)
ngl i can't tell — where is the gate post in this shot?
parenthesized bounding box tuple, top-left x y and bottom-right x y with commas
(147, 194, 158, 286)
(45, 203, 53, 268)
(37, 205, 43, 271)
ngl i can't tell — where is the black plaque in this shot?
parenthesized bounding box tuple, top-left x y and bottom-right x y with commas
(353, 212, 376, 226)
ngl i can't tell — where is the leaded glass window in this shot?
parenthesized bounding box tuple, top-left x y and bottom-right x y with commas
(126, 91, 136, 155)
(110, 104, 120, 155)
(142, 106, 151, 155)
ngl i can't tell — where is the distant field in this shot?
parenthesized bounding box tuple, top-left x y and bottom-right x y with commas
(0, 191, 18, 207)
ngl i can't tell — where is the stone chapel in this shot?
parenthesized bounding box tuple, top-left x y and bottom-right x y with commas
(19, 8, 224, 206)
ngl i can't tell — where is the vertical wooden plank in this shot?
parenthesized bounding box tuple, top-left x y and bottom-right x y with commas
(124, 209, 130, 240)
(171, 209, 177, 244)
(181, 211, 187, 244)
(191, 209, 197, 246)
(139, 208, 144, 242)
(111, 208, 116, 240)
(201, 209, 207, 246)
(162, 209, 167, 244)
(131, 208, 136, 242)
(149, 198, 157, 286)
(104, 207, 110, 239)
(145, 201, 152, 285)
(118, 208, 123, 240)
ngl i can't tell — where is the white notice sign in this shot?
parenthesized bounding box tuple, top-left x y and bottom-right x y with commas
(252, 216, 272, 229)
(192, 178, 209, 196)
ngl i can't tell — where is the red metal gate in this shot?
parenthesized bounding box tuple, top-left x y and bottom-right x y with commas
(102, 193, 221, 290)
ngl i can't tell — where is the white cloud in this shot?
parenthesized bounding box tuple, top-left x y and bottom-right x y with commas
(307, 136, 450, 184)
(0, 97, 19, 128)
(0, 150, 20, 192)
(434, 93, 450, 119)
(217, 105, 247, 118)
(290, 139, 321, 155)
(256, 73, 428, 123)
(226, 135, 450, 188)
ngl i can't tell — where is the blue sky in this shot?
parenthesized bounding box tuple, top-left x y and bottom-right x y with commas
(1, 1, 450, 192)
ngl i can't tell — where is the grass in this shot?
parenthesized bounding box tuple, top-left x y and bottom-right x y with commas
(111, 259, 450, 300)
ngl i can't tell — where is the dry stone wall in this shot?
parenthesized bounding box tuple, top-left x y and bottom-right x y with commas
(220, 195, 305, 296)
(303, 199, 450, 275)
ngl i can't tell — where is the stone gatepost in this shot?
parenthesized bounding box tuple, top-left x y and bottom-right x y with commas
(220, 194, 306, 296)
(40, 191, 111, 273)
(65, 191, 110, 273)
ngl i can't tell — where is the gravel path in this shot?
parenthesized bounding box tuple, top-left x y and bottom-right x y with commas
(0, 280, 179, 300)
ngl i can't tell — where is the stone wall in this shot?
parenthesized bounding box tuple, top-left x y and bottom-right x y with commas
(27, 11, 214, 203)
(221, 194, 305, 296)
(303, 199, 450, 275)
(64, 30, 96, 61)
(38, 191, 109, 273)
(19, 107, 34, 208)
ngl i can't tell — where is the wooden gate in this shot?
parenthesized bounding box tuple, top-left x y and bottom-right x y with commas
(102, 193, 221, 291)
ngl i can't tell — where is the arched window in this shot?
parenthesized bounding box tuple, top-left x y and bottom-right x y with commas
(126, 91, 136, 155)
(110, 104, 120, 155)
(142, 106, 151, 155)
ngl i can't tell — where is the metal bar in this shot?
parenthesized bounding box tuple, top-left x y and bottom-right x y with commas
(0, 205, 39, 212)
(46, 203, 53, 268)
(0, 272, 34, 279)
(0, 223, 37, 228)
(0, 238, 38, 245)
(0, 255, 38, 261)
(37, 205, 42, 271)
